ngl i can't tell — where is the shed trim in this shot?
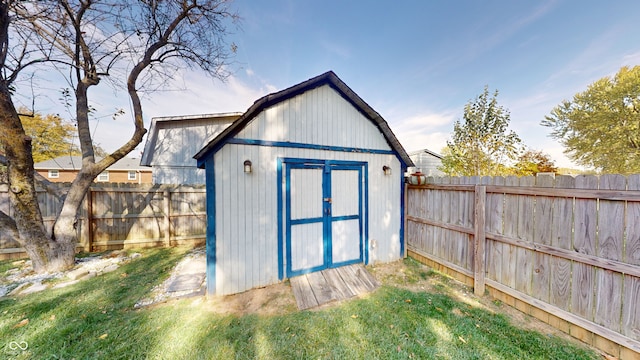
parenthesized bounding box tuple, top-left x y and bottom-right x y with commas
(205, 156, 217, 295)
(400, 170, 406, 257)
(225, 138, 396, 156)
(407, 148, 443, 159)
(277, 158, 285, 280)
(194, 71, 414, 168)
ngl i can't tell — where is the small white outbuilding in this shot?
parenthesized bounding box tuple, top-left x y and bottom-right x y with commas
(194, 71, 414, 295)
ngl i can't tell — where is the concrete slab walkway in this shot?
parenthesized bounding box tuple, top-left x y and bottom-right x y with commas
(164, 249, 206, 296)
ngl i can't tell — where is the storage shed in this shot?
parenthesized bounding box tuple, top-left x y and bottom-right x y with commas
(140, 112, 242, 184)
(194, 71, 414, 295)
(407, 148, 444, 177)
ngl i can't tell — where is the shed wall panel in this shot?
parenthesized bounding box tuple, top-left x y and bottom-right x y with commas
(236, 86, 390, 150)
(152, 166, 205, 185)
(213, 143, 402, 295)
(408, 152, 443, 176)
(152, 121, 230, 165)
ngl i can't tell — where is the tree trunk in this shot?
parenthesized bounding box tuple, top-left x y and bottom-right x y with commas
(0, 81, 76, 272)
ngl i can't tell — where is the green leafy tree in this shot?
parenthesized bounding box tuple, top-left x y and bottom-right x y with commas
(542, 65, 640, 174)
(17, 108, 79, 163)
(512, 148, 557, 176)
(440, 86, 523, 176)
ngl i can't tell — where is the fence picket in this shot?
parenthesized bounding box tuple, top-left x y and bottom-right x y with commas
(551, 175, 575, 312)
(441, 177, 452, 263)
(450, 177, 464, 268)
(484, 176, 499, 283)
(624, 175, 640, 341)
(462, 177, 475, 271)
(572, 175, 598, 321)
(502, 176, 519, 289)
(533, 175, 554, 303)
(595, 175, 625, 332)
(515, 176, 535, 297)
(432, 177, 443, 260)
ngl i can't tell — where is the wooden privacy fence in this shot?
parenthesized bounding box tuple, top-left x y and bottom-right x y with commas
(0, 184, 206, 259)
(406, 174, 640, 359)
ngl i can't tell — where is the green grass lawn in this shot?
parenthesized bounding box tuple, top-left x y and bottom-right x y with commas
(0, 248, 599, 359)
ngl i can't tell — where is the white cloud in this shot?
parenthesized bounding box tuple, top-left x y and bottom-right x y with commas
(621, 51, 640, 66)
(397, 112, 455, 129)
(87, 69, 272, 153)
(388, 111, 455, 154)
(396, 130, 449, 155)
(539, 143, 581, 170)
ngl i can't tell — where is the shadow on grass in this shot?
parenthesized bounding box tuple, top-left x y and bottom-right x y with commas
(0, 248, 184, 359)
(1, 252, 599, 359)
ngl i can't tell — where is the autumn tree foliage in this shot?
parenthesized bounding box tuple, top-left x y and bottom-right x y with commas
(512, 148, 557, 176)
(17, 108, 79, 163)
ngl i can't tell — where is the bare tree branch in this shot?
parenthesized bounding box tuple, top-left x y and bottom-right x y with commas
(1, 0, 238, 273)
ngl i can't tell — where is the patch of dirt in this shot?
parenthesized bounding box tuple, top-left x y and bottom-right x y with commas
(204, 282, 298, 316)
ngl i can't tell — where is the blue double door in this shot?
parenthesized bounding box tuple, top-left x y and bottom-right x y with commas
(284, 159, 366, 277)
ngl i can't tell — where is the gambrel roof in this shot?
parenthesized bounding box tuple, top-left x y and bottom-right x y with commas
(194, 71, 414, 167)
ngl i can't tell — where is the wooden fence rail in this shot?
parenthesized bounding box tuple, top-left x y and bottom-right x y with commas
(0, 184, 206, 259)
(406, 174, 640, 359)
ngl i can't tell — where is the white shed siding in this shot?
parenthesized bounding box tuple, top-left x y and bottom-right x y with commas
(213, 144, 402, 295)
(408, 151, 444, 177)
(152, 166, 205, 185)
(147, 118, 233, 184)
(236, 85, 390, 150)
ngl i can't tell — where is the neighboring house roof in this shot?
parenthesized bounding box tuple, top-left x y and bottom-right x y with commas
(34, 156, 150, 171)
(408, 148, 443, 159)
(194, 71, 415, 167)
(140, 112, 242, 167)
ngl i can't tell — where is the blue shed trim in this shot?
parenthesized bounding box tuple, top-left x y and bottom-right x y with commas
(228, 138, 396, 156)
(277, 158, 284, 280)
(322, 162, 332, 267)
(205, 156, 216, 295)
(291, 217, 324, 225)
(400, 167, 406, 257)
(364, 162, 369, 264)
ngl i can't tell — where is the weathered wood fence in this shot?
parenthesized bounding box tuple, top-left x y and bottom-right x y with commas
(406, 174, 640, 359)
(0, 184, 206, 259)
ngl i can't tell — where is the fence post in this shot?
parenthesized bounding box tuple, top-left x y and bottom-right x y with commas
(474, 185, 486, 296)
(163, 189, 171, 247)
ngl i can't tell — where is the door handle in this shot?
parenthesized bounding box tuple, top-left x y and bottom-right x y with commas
(324, 197, 332, 203)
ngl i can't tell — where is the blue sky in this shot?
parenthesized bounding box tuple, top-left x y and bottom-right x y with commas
(21, 0, 640, 168)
